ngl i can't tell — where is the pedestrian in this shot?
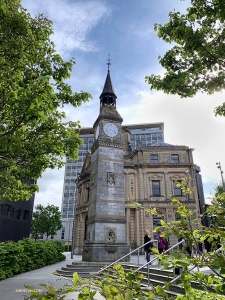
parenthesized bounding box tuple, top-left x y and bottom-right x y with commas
(178, 237, 192, 257)
(144, 230, 153, 262)
(156, 230, 166, 254)
(164, 237, 170, 251)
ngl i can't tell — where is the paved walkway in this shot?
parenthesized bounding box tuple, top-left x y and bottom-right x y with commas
(0, 253, 77, 300)
(0, 252, 216, 300)
(0, 252, 152, 300)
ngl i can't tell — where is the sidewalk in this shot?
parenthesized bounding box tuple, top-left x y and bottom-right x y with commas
(0, 252, 216, 300)
(0, 252, 149, 300)
(0, 252, 80, 300)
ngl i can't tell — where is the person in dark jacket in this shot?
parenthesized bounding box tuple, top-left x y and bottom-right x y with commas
(178, 237, 192, 257)
(144, 230, 153, 262)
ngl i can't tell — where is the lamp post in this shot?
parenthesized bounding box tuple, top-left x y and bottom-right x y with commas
(216, 162, 225, 192)
(71, 172, 80, 259)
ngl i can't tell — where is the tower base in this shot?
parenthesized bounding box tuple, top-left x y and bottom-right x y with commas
(82, 243, 130, 262)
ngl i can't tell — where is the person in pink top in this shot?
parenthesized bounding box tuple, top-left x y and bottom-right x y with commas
(156, 230, 166, 254)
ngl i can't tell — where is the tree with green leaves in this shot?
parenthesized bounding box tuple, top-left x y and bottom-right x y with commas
(145, 0, 225, 117)
(30, 204, 62, 240)
(214, 183, 225, 197)
(0, 0, 91, 202)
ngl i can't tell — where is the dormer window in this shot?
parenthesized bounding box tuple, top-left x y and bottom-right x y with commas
(150, 154, 158, 164)
(171, 154, 179, 163)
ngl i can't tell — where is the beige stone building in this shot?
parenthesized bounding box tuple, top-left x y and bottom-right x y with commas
(73, 68, 203, 256)
(74, 129, 201, 254)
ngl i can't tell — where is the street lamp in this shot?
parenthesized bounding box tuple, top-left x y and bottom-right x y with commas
(216, 162, 225, 192)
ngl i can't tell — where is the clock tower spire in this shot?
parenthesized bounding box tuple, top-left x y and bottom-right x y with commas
(82, 58, 129, 262)
(100, 53, 117, 108)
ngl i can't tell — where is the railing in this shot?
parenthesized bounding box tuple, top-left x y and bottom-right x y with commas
(97, 239, 158, 275)
(96, 239, 224, 291)
(136, 239, 185, 284)
(163, 243, 225, 287)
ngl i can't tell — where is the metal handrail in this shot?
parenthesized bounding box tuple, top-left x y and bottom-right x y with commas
(96, 239, 224, 290)
(164, 243, 225, 287)
(97, 239, 158, 274)
(135, 239, 185, 284)
(136, 239, 185, 272)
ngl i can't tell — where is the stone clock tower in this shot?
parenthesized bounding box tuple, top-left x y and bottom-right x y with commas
(82, 64, 129, 262)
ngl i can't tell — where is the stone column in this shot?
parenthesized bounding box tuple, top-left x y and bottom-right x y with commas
(79, 214, 83, 246)
(143, 171, 147, 199)
(126, 208, 131, 246)
(81, 184, 85, 205)
(185, 171, 191, 201)
(124, 172, 129, 200)
(141, 208, 145, 241)
(127, 172, 130, 200)
(164, 171, 168, 199)
(134, 172, 138, 200)
(135, 208, 140, 246)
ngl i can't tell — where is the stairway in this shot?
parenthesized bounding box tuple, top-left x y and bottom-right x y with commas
(56, 261, 185, 296)
(56, 261, 108, 278)
(55, 240, 212, 297)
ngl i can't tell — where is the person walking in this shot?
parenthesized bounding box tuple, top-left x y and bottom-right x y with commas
(144, 230, 153, 262)
(156, 230, 166, 254)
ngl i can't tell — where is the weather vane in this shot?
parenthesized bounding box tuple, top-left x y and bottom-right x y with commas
(107, 53, 111, 71)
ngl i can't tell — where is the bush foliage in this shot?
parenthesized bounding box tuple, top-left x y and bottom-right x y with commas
(0, 239, 65, 280)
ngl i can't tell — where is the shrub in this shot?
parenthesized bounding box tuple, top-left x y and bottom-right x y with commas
(64, 244, 72, 252)
(0, 239, 66, 280)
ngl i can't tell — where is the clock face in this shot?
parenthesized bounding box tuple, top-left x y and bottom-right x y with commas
(95, 125, 100, 139)
(103, 122, 118, 137)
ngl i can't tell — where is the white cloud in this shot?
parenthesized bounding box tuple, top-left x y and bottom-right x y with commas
(34, 168, 65, 209)
(22, 0, 112, 56)
(119, 89, 225, 199)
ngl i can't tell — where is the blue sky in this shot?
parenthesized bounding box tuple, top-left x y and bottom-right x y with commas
(21, 0, 225, 208)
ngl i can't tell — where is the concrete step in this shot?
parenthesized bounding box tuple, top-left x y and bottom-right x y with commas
(96, 270, 184, 296)
(55, 261, 209, 297)
(56, 269, 98, 278)
(63, 265, 103, 271)
(55, 262, 106, 278)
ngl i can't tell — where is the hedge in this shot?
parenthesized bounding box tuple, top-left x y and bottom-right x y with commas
(64, 244, 72, 252)
(0, 239, 66, 280)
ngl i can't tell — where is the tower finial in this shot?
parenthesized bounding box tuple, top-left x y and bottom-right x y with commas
(107, 53, 111, 71)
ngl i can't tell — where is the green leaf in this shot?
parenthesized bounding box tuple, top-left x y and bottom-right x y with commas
(171, 198, 180, 205)
(125, 289, 133, 300)
(220, 268, 225, 275)
(73, 272, 80, 281)
(125, 273, 136, 281)
(156, 285, 165, 295)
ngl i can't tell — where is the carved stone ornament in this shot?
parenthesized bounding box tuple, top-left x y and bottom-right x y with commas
(169, 175, 182, 181)
(148, 174, 163, 181)
(105, 227, 117, 244)
(107, 172, 115, 185)
(150, 197, 164, 201)
(87, 230, 91, 242)
(167, 210, 172, 218)
(105, 244, 118, 253)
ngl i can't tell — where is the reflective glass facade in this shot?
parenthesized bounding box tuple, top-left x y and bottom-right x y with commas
(61, 134, 94, 219)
